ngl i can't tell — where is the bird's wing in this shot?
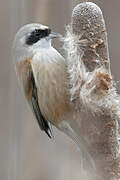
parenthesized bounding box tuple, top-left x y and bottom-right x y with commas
(16, 58, 52, 138)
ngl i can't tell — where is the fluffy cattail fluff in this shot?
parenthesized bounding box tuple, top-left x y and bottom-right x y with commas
(63, 3, 120, 179)
(64, 26, 88, 102)
(63, 2, 120, 118)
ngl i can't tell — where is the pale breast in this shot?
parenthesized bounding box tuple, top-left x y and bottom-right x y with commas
(31, 48, 72, 125)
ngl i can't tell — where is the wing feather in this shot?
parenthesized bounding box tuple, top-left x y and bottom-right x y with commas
(30, 69, 52, 138)
(16, 59, 52, 138)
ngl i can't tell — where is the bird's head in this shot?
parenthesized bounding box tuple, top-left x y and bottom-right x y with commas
(12, 23, 61, 62)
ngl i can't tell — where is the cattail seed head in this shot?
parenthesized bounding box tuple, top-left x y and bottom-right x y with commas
(71, 2, 110, 72)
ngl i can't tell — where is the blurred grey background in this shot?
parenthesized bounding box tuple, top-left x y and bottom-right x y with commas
(0, 0, 120, 180)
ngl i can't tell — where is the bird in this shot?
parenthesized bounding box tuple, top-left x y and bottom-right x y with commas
(12, 23, 96, 173)
(12, 23, 73, 138)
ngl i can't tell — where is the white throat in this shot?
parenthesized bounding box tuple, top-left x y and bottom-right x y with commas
(33, 38, 52, 49)
(13, 38, 52, 63)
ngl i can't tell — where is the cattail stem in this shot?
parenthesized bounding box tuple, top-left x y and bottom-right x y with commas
(64, 2, 120, 179)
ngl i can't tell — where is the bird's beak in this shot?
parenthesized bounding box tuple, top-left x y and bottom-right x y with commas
(49, 32, 62, 39)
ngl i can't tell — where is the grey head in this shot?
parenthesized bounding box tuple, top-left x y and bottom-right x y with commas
(12, 23, 60, 62)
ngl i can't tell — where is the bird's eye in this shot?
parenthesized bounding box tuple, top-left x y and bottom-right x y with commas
(26, 28, 51, 45)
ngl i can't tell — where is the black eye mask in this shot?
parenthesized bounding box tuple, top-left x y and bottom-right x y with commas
(26, 28, 51, 45)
